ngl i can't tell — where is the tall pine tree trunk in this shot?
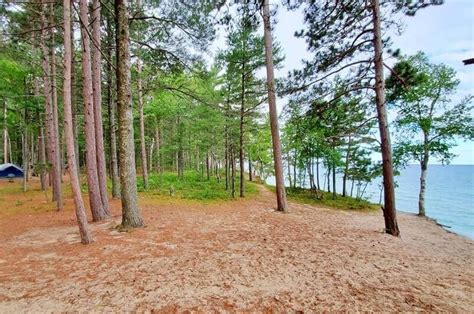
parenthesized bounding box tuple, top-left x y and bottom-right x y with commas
(50, 3, 63, 200)
(115, 0, 144, 228)
(79, 0, 107, 221)
(262, 0, 287, 212)
(371, 0, 399, 236)
(92, 0, 110, 213)
(64, 0, 93, 244)
(106, 11, 121, 199)
(38, 111, 47, 191)
(41, 0, 62, 210)
(137, 59, 148, 189)
(239, 60, 245, 198)
(71, 31, 80, 173)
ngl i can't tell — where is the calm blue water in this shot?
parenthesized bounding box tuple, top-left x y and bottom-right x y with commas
(267, 165, 474, 239)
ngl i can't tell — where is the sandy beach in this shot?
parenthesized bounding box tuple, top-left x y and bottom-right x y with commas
(0, 181, 473, 312)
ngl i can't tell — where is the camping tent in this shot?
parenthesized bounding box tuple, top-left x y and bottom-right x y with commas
(0, 163, 24, 178)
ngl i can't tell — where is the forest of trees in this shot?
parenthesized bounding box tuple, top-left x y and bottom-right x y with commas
(0, 0, 471, 244)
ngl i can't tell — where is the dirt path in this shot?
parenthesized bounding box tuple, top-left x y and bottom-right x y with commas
(0, 182, 473, 312)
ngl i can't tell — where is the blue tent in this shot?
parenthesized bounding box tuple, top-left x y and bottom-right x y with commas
(0, 163, 24, 178)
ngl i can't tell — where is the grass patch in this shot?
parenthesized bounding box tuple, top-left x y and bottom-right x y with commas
(138, 170, 258, 202)
(0, 178, 78, 215)
(268, 186, 379, 211)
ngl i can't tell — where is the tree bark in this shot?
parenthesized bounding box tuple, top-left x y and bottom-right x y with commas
(71, 26, 80, 174)
(38, 112, 47, 191)
(206, 151, 210, 180)
(105, 11, 121, 199)
(286, 151, 292, 188)
(371, 0, 400, 236)
(225, 126, 229, 190)
(418, 133, 430, 217)
(64, 0, 93, 244)
(115, 0, 144, 228)
(262, 0, 288, 212)
(239, 57, 246, 197)
(22, 131, 28, 192)
(50, 3, 63, 199)
(155, 120, 160, 173)
(231, 144, 236, 198)
(3, 99, 7, 164)
(148, 138, 154, 173)
(92, 0, 111, 213)
(327, 166, 331, 193)
(316, 158, 320, 190)
(293, 151, 297, 188)
(342, 137, 352, 197)
(137, 59, 148, 189)
(79, 0, 107, 221)
(248, 155, 253, 182)
(41, 0, 63, 210)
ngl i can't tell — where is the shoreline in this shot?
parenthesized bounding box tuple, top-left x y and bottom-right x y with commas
(266, 181, 473, 241)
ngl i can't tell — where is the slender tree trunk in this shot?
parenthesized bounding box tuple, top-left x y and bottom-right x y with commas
(332, 163, 336, 200)
(231, 145, 236, 198)
(419, 134, 430, 217)
(248, 155, 253, 182)
(137, 59, 148, 189)
(92, 0, 110, 213)
(106, 14, 121, 199)
(115, 0, 144, 228)
(206, 152, 210, 180)
(286, 151, 292, 188)
(155, 120, 160, 173)
(225, 128, 229, 190)
(64, 0, 93, 244)
(3, 99, 7, 164)
(342, 137, 352, 197)
(262, 0, 287, 212)
(293, 151, 297, 188)
(29, 132, 34, 181)
(177, 117, 184, 180)
(327, 166, 331, 193)
(50, 3, 62, 200)
(41, 0, 63, 210)
(316, 158, 320, 190)
(371, 0, 399, 236)
(149, 138, 154, 173)
(79, 0, 107, 221)
(22, 132, 28, 192)
(38, 113, 47, 191)
(239, 61, 245, 198)
(71, 26, 80, 174)
(307, 161, 314, 191)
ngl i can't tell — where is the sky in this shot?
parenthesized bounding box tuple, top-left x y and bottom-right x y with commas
(211, 0, 474, 164)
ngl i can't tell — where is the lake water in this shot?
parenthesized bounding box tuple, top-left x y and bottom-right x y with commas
(267, 165, 474, 239)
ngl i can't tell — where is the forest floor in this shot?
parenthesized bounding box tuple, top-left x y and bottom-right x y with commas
(0, 178, 473, 312)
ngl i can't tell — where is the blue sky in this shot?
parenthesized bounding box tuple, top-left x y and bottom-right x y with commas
(211, 1, 474, 164)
